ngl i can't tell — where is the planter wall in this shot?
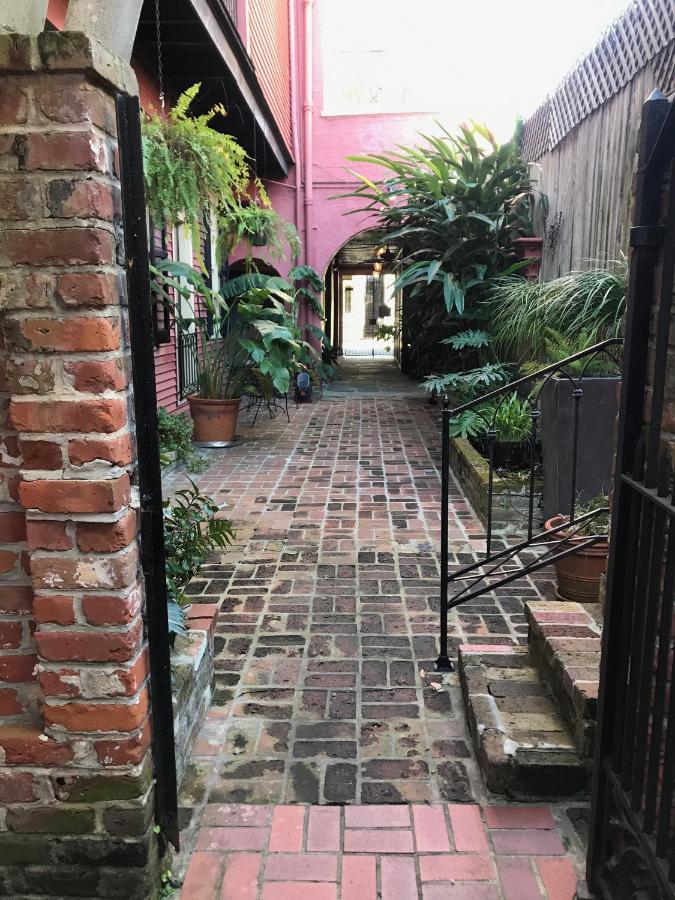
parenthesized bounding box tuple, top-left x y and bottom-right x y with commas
(448, 437, 543, 540)
(171, 609, 216, 786)
(540, 376, 620, 520)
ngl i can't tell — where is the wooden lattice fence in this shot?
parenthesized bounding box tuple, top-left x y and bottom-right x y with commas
(521, 0, 675, 162)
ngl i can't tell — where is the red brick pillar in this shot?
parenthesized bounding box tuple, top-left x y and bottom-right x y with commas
(0, 33, 159, 897)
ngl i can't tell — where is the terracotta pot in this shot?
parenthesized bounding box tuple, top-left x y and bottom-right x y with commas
(545, 514, 609, 605)
(187, 396, 240, 444)
(513, 236, 544, 281)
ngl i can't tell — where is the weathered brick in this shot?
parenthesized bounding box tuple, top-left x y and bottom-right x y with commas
(0, 227, 115, 266)
(95, 720, 152, 766)
(0, 271, 52, 309)
(0, 726, 73, 767)
(0, 549, 19, 574)
(26, 520, 71, 551)
(81, 587, 142, 626)
(0, 688, 24, 715)
(20, 475, 130, 514)
(36, 82, 117, 135)
(19, 132, 107, 172)
(68, 434, 133, 467)
(0, 621, 23, 649)
(7, 806, 95, 834)
(31, 544, 139, 591)
(0, 585, 33, 615)
(20, 316, 120, 352)
(0, 653, 38, 683)
(56, 272, 120, 308)
(0, 178, 46, 219)
(0, 771, 38, 802)
(33, 594, 75, 625)
(43, 690, 148, 733)
(65, 358, 127, 393)
(48, 178, 115, 220)
(20, 439, 63, 470)
(39, 669, 81, 697)
(0, 85, 29, 125)
(4, 358, 56, 394)
(36, 617, 142, 663)
(54, 755, 152, 800)
(0, 511, 26, 542)
(11, 398, 126, 434)
(76, 510, 136, 552)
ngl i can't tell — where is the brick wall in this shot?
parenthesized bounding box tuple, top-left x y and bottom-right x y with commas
(248, 0, 292, 154)
(0, 33, 159, 897)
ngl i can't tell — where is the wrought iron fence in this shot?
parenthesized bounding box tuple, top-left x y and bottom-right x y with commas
(178, 331, 199, 398)
(436, 337, 623, 671)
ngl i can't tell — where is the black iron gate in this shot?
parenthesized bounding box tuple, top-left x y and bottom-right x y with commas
(116, 95, 179, 851)
(588, 90, 675, 898)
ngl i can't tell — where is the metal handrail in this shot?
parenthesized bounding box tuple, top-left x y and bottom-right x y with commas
(436, 337, 624, 672)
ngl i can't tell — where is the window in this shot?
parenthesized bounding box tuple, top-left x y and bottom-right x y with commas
(149, 219, 171, 346)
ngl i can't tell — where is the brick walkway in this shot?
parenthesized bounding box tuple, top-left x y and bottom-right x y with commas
(181, 802, 578, 899)
(168, 360, 586, 896)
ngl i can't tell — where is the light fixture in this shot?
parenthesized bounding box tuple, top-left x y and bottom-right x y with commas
(372, 260, 383, 277)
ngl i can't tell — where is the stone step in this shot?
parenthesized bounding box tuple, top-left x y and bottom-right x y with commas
(459, 643, 588, 799)
(525, 600, 602, 760)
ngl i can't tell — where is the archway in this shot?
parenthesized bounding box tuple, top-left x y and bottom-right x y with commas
(323, 227, 401, 363)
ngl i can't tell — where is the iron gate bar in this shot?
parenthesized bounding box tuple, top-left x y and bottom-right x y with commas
(116, 94, 180, 852)
(588, 88, 675, 897)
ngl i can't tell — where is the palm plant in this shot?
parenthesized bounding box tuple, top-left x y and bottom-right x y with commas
(340, 123, 539, 375)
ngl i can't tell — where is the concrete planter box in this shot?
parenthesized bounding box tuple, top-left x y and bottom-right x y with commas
(448, 437, 543, 540)
(171, 606, 216, 786)
(540, 376, 619, 520)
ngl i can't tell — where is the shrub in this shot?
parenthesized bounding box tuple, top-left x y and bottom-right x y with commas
(163, 481, 235, 639)
(157, 407, 206, 473)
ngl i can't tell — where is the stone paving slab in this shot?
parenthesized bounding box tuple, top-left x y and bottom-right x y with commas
(179, 802, 581, 899)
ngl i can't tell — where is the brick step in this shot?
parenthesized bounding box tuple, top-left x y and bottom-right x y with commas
(458, 644, 587, 799)
(525, 600, 602, 761)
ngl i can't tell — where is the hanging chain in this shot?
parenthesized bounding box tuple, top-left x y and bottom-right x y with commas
(154, 0, 165, 111)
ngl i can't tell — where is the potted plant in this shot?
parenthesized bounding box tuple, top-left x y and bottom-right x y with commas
(152, 261, 301, 445)
(486, 266, 626, 517)
(544, 494, 610, 605)
(511, 184, 548, 280)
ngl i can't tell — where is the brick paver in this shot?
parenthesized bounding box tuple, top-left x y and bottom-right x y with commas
(180, 802, 580, 899)
(168, 360, 585, 895)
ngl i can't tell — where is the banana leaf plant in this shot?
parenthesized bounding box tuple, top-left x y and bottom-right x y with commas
(338, 122, 541, 376)
(151, 259, 302, 398)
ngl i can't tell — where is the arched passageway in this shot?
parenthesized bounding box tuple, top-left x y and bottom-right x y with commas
(322, 228, 402, 364)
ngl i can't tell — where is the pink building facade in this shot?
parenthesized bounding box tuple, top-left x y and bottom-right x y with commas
(47, 0, 440, 411)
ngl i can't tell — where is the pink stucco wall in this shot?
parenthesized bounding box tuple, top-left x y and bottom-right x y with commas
(265, 0, 445, 280)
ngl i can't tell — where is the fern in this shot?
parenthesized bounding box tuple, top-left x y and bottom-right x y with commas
(142, 83, 251, 230)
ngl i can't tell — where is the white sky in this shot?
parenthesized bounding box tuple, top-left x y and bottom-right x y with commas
(322, 0, 634, 139)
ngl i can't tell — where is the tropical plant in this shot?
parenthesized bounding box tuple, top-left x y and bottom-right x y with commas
(446, 391, 532, 443)
(157, 407, 206, 473)
(340, 123, 537, 375)
(573, 492, 611, 535)
(422, 328, 509, 400)
(142, 84, 251, 236)
(486, 264, 627, 365)
(151, 260, 302, 399)
(164, 480, 235, 639)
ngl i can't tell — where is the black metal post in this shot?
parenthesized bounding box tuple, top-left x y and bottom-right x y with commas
(485, 430, 497, 557)
(116, 95, 179, 852)
(527, 407, 540, 540)
(436, 398, 453, 671)
(587, 89, 670, 891)
(569, 387, 583, 522)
